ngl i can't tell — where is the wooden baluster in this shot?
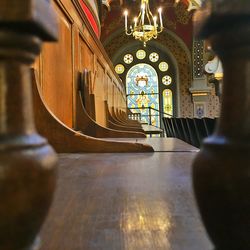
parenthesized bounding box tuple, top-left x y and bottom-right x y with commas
(0, 0, 58, 249)
(192, 1, 250, 249)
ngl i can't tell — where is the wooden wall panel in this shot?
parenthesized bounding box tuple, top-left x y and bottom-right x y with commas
(33, 0, 127, 130)
(107, 74, 112, 107)
(40, 2, 73, 128)
(94, 61, 106, 126)
(79, 37, 94, 73)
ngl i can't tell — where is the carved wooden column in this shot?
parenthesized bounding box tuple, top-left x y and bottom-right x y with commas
(0, 1, 58, 249)
(192, 1, 250, 249)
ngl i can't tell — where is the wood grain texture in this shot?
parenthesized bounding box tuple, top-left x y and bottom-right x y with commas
(39, 144, 212, 250)
(0, 1, 58, 249)
(105, 103, 145, 133)
(103, 138, 199, 152)
(75, 78, 147, 138)
(193, 1, 250, 249)
(31, 69, 153, 153)
(33, 0, 128, 129)
(41, 3, 73, 127)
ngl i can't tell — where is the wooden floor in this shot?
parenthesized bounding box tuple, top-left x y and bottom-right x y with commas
(104, 138, 199, 152)
(39, 138, 212, 250)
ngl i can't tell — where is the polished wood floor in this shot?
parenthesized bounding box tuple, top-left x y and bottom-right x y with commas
(104, 138, 199, 152)
(39, 138, 212, 250)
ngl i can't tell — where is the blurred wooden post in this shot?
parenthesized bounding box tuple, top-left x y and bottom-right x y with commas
(0, 0, 58, 249)
(192, 1, 250, 249)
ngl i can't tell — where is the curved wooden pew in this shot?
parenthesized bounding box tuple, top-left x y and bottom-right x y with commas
(31, 69, 153, 153)
(75, 74, 146, 138)
(105, 102, 145, 133)
(114, 108, 141, 127)
(110, 106, 142, 129)
(120, 110, 141, 125)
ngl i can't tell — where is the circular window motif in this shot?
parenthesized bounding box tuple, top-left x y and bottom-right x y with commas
(149, 52, 159, 62)
(159, 62, 169, 72)
(115, 64, 125, 74)
(136, 50, 146, 60)
(124, 54, 133, 64)
(162, 75, 172, 85)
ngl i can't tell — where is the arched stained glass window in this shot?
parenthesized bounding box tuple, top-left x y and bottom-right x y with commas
(163, 89, 173, 117)
(126, 63, 160, 127)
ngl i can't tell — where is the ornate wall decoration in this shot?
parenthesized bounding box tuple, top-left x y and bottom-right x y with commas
(207, 95, 220, 117)
(105, 30, 193, 117)
(193, 39, 205, 78)
(175, 1, 192, 25)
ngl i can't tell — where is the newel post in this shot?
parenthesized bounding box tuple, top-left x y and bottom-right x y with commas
(0, 0, 58, 249)
(192, 1, 250, 249)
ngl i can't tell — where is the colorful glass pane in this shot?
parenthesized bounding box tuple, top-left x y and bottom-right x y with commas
(163, 89, 173, 117)
(149, 52, 159, 62)
(115, 64, 125, 74)
(126, 63, 160, 127)
(159, 62, 169, 72)
(162, 75, 172, 85)
(136, 50, 146, 60)
(124, 54, 133, 64)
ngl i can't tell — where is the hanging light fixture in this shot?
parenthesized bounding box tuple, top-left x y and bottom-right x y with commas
(124, 0, 163, 47)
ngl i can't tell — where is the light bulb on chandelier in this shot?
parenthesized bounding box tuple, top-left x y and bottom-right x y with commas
(124, 0, 164, 47)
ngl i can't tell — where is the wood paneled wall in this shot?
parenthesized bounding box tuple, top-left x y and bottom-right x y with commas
(34, 0, 126, 129)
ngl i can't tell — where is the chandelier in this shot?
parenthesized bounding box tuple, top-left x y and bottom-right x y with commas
(124, 0, 163, 47)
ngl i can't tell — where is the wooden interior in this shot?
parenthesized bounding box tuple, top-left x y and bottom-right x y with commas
(1, 0, 250, 250)
(31, 0, 151, 152)
(34, 0, 129, 134)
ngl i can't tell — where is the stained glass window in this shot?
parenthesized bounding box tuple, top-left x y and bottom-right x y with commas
(162, 75, 172, 85)
(149, 52, 159, 62)
(163, 89, 173, 117)
(115, 64, 125, 74)
(124, 54, 133, 64)
(136, 50, 146, 60)
(159, 62, 169, 72)
(126, 63, 160, 127)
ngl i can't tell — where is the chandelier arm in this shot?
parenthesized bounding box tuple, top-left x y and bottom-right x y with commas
(124, 0, 164, 46)
(125, 29, 133, 36)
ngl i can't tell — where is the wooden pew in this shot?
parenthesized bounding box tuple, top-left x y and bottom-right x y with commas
(32, 69, 152, 152)
(75, 71, 146, 138)
(192, 1, 250, 249)
(0, 0, 58, 249)
(186, 118, 200, 148)
(193, 118, 208, 147)
(180, 118, 192, 145)
(162, 117, 171, 137)
(172, 117, 185, 141)
(111, 107, 142, 127)
(105, 102, 145, 133)
(203, 117, 217, 136)
(120, 110, 141, 126)
(163, 117, 175, 138)
(163, 117, 215, 148)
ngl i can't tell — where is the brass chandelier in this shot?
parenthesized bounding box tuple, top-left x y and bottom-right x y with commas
(124, 0, 163, 47)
